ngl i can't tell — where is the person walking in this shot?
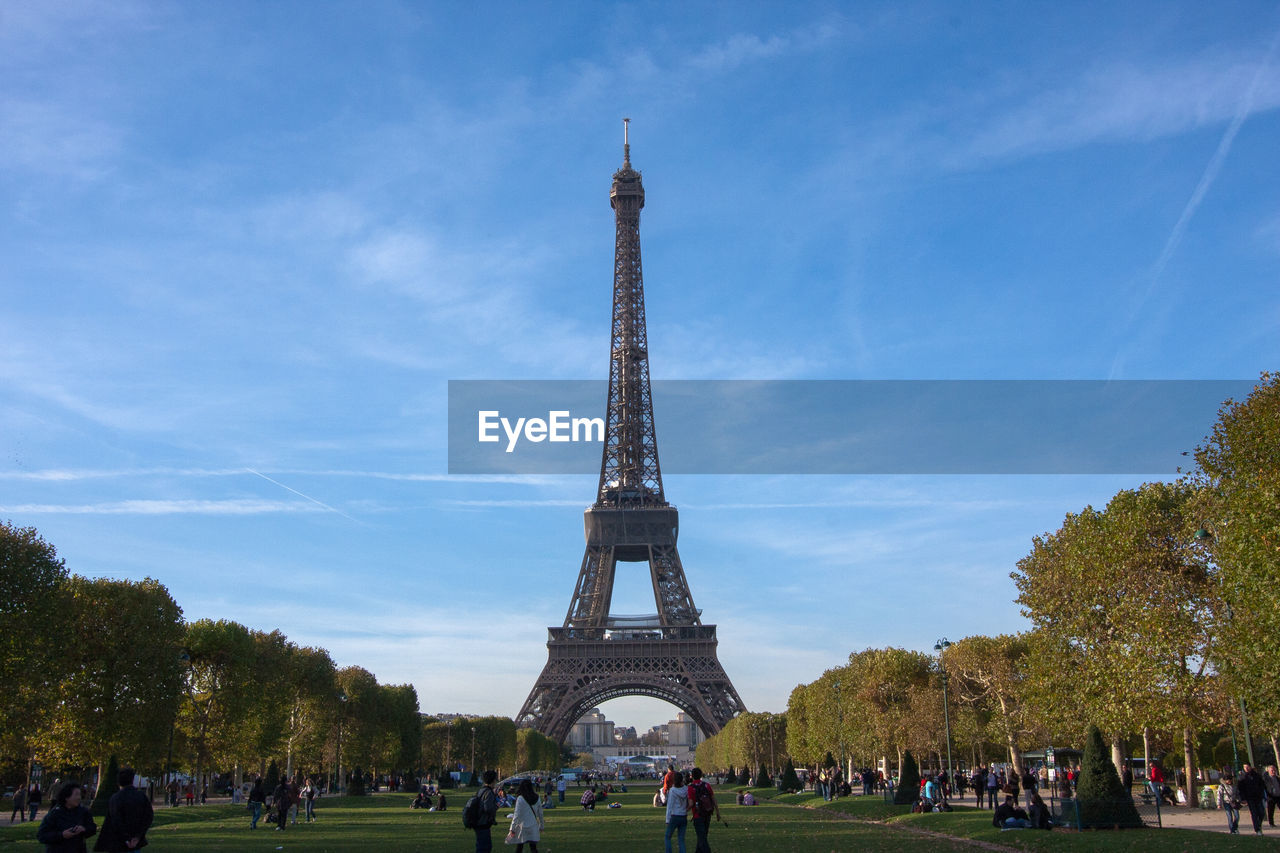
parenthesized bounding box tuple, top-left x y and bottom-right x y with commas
(301, 777, 317, 823)
(247, 776, 265, 830)
(91, 768, 152, 852)
(1264, 765, 1280, 827)
(687, 767, 720, 853)
(1239, 764, 1267, 835)
(473, 770, 499, 853)
(28, 783, 43, 823)
(271, 778, 290, 831)
(507, 779, 543, 853)
(664, 771, 688, 853)
(11, 786, 26, 823)
(1219, 771, 1242, 835)
(287, 777, 300, 825)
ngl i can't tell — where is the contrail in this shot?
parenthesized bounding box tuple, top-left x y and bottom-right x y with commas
(245, 469, 364, 524)
(1148, 28, 1280, 292)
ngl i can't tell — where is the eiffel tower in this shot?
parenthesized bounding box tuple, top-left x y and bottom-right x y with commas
(516, 122, 746, 742)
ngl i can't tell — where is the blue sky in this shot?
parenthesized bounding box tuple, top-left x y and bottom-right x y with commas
(3, 1, 1278, 732)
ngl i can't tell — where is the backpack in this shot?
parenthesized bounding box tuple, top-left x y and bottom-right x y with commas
(462, 792, 484, 829)
(692, 781, 715, 817)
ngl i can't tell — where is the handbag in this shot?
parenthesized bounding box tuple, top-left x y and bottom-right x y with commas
(504, 829, 520, 845)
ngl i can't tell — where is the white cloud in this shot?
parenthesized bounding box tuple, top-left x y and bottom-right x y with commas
(0, 499, 323, 515)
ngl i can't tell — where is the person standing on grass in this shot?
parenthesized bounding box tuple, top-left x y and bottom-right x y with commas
(508, 779, 544, 853)
(687, 767, 720, 853)
(36, 782, 96, 852)
(473, 770, 499, 853)
(271, 778, 290, 831)
(556, 775, 566, 804)
(28, 783, 42, 822)
(92, 768, 152, 852)
(302, 777, 317, 823)
(247, 776, 265, 829)
(664, 771, 688, 853)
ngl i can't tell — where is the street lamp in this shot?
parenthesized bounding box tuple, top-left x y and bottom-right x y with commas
(833, 678, 845, 789)
(336, 692, 348, 793)
(934, 639, 954, 787)
(1194, 527, 1256, 769)
(471, 726, 477, 784)
(444, 720, 454, 784)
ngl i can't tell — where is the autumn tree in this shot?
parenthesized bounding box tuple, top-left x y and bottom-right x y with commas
(40, 576, 185, 803)
(1013, 482, 1220, 804)
(945, 634, 1033, 773)
(0, 522, 68, 768)
(1192, 372, 1280, 747)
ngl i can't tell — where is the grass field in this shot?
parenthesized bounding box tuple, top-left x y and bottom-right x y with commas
(3, 783, 1278, 851)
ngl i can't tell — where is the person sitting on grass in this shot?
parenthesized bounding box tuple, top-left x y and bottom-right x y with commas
(742, 792, 757, 806)
(993, 794, 1030, 828)
(580, 787, 596, 812)
(1027, 792, 1052, 830)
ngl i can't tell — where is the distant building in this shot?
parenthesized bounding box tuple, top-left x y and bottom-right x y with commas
(569, 710, 704, 768)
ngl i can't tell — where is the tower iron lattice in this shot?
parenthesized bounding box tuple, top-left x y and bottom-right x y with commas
(515, 123, 745, 742)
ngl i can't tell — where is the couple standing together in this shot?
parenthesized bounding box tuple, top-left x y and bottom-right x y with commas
(664, 767, 721, 853)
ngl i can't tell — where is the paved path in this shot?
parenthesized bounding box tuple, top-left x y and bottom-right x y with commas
(1158, 804, 1278, 835)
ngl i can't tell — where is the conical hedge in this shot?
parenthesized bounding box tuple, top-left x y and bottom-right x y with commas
(753, 764, 771, 788)
(893, 751, 920, 805)
(1076, 725, 1142, 828)
(780, 758, 802, 791)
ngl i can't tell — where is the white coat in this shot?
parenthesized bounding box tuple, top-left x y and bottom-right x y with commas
(509, 795, 543, 843)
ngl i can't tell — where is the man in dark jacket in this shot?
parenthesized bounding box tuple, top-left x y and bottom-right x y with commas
(1238, 764, 1267, 836)
(93, 768, 152, 852)
(272, 779, 290, 831)
(473, 770, 499, 853)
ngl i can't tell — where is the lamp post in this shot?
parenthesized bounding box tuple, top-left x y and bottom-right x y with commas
(336, 692, 348, 793)
(834, 679, 845, 788)
(471, 726, 477, 784)
(934, 638, 954, 786)
(444, 720, 454, 784)
(1195, 527, 1256, 769)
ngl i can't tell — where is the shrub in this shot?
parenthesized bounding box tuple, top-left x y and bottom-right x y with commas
(780, 759, 802, 792)
(893, 752, 920, 805)
(1076, 725, 1141, 828)
(753, 764, 772, 788)
(264, 760, 280, 793)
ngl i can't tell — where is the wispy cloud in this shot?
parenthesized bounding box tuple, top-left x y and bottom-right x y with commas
(0, 499, 323, 515)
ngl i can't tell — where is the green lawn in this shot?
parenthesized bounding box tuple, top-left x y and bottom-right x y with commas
(2, 785, 1276, 852)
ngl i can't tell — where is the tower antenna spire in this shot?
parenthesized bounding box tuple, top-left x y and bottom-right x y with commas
(622, 117, 631, 166)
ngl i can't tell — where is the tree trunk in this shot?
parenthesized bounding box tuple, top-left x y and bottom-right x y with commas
(1111, 734, 1125, 779)
(996, 694, 1024, 774)
(1183, 727, 1197, 807)
(94, 759, 107, 809)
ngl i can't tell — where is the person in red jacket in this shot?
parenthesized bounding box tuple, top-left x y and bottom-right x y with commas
(686, 768, 720, 853)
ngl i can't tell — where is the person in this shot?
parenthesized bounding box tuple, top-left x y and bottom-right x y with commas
(986, 768, 1000, 810)
(1264, 765, 1280, 827)
(302, 777, 317, 823)
(271, 777, 290, 831)
(556, 775, 566, 804)
(1218, 771, 1241, 835)
(287, 777, 300, 825)
(992, 794, 1030, 828)
(580, 786, 596, 811)
(247, 776, 265, 829)
(687, 767, 720, 853)
(435, 790, 447, 811)
(473, 770, 499, 853)
(923, 776, 938, 809)
(11, 785, 26, 823)
(165, 781, 177, 809)
(28, 783, 43, 822)
(508, 779, 543, 853)
(36, 781, 96, 852)
(741, 792, 756, 806)
(411, 791, 430, 809)
(1027, 792, 1051, 830)
(664, 771, 688, 853)
(1238, 763, 1266, 835)
(92, 767, 152, 852)
(662, 764, 676, 804)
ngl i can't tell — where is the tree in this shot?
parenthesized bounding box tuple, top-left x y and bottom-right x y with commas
(1076, 724, 1141, 828)
(91, 755, 120, 818)
(0, 522, 69, 766)
(1192, 372, 1280, 740)
(780, 758, 802, 792)
(179, 619, 257, 795)
(38, 576, 185, 802)
(945, 634, 1033, 773)
(1012, 482, 1220, 803)
(893, 751, 920, 805)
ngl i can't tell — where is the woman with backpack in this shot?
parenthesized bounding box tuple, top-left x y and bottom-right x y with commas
(663, 771, 688, 853)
